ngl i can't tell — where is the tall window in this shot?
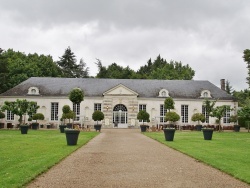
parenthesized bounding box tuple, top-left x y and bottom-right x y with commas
(202, 105, 209, 123)
(94, 103, 102, 111)
(51, 102, 58, 121)
(73, 103, 80, 121)
(181, 105, 188, 123)
(139, 104, 147, 122)
(6, 110, 14, 121)
(223, 107, 230, 123)
(160, 104, 167, 123)
(139, 104, 146, 111)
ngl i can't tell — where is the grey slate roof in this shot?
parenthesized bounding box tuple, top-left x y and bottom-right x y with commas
(0, 77, 235, 100)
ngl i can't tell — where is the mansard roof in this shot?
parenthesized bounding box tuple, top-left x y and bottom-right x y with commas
(0, 77, 234, 100)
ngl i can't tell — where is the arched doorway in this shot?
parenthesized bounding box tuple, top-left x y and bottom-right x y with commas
(113, 104, 128, 128)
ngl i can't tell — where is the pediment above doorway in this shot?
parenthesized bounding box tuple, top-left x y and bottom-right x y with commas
(103, 84, 138, 96)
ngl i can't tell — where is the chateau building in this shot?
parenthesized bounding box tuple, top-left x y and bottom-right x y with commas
(0, 77, 237, 128)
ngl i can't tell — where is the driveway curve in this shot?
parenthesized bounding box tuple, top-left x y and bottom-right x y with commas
(27, 129, 249, 188)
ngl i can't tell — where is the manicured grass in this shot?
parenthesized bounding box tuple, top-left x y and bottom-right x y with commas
(144, 131, 250, 184)
(0, 129, 99, 188)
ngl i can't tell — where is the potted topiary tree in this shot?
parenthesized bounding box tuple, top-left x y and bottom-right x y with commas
(32, 113, 44, 130)
(164, 97, 175, 128)
(0, 111, 5, 129)
(164, 111, 180, 141)
(1, 99, 33, 134)
(191, 113, 205, 131)
(230, 115, 240, 132)
(92, 110, 104, 132)
(137, 110, 150, 132)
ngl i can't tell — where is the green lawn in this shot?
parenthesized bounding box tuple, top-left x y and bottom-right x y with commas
(144, 131, 250, 184)
(0, 129, 99, 188)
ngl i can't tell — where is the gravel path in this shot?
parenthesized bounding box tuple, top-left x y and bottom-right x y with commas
(27, 129, 249, 188)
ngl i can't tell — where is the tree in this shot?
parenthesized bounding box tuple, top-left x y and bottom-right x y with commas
(137, 110, 150, 125)
(165, 112, 180, 125)
(92, 110, 104, 125)
(57, 47, 89, 78)
(225, 80, 233, 95)
(233, 89, 250, 107)
(32, 113, 44, 123)
(69, 88, 84, 104)
(203, 99, 216, 123)
(61, 105, 75, 126)
(238, 106, 250, 132)
(27, 102, 39, 120)
(211, 105, 229, 132)
(0, 111, 5, 119)
(243, 49, 250, 88)
(137, 55, 195, 80)
(1, 99, 32, 124)
(164, 97, 175, 112)
(191, 113, 205, 125)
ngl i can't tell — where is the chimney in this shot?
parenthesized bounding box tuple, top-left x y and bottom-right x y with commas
(220, 79, 225, 91)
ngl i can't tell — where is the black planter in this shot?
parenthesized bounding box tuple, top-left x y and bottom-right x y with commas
(233, 125, 240, 132)
(67, 123, 73, 129)
(20, 126, 29, 134)
(32, 123, 39, 130)
(0, 123, 4, 129)
(59, 125, 67, 133)
(65, 129, 80, 145)
(140, 125, 149, 132)
(163, 129, 176, 141)
(196, 125, 202, 131)
(202, 129, 213, 140)
(94, 124, 102, 132)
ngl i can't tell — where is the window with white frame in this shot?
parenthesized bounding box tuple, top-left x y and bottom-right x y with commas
(94, 103, 102, 111)
(181, 105, 188, 123)
(223, 106, 231, 123)
(73, 103, 80, 121)
(51, 102, 58, 121)
(202, 105, 209, 123)
(139, 104, 147, 122)
(6, 110, 14, 121)
(160, 104, 167, 123)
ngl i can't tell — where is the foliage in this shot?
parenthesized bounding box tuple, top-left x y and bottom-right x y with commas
(27, 101, 39, 119)
(96, 59, 136, 79)
(229, 115, 238, 124)
(165, 111, 180, 123)
(1, 99, 35, 124)
(69, 88, 84, 104)
(62, 105, 70, 114)
(238, 105, 250, 132)
(211, 105, 230, 131)
(0, 111, 5, 119)
(0, 130, 99, 188)
(233, 89, 250, 107)
(137, 110, 150, 125)
(0, 49, 64, 94)
(164, 97, 175, 112)
(137, 55, 195, 80)
(57, 47, 89, 78)
(225, 80, 233, 95)
(32, 113, 45, 123)
(95, 55, 195, 80)
(243, 49, 250, 88)
(203, 99, 216, 122)
(191, 113, 205, 124)
(144, 132, 250, 184)
(92, 110, 104, 123)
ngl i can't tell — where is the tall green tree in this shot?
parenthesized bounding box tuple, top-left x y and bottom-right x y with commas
(225, 80, 233, 95)
(57, 47, 78, 77)
(243, 49, 250, 88)
(0, 48, 9, 93)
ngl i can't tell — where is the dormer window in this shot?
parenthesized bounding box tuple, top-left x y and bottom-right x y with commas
(28, 87, 39, 95)
(159, 89, 169, 97)
(201, 90, 211, 98)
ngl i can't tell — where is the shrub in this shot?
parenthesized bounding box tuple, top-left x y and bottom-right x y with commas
(92, 110, 104, 125)
(137, 110, 150, 125)
(165, 112, 180, 124)
(191, 113, 205, 124)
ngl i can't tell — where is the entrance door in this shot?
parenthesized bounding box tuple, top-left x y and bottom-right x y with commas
(113, 104, 128, 128)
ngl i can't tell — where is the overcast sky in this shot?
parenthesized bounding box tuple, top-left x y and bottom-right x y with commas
(1, 0, 249, 91)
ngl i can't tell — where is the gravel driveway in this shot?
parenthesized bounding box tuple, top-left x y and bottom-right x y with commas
(27, 129, 249, 188)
